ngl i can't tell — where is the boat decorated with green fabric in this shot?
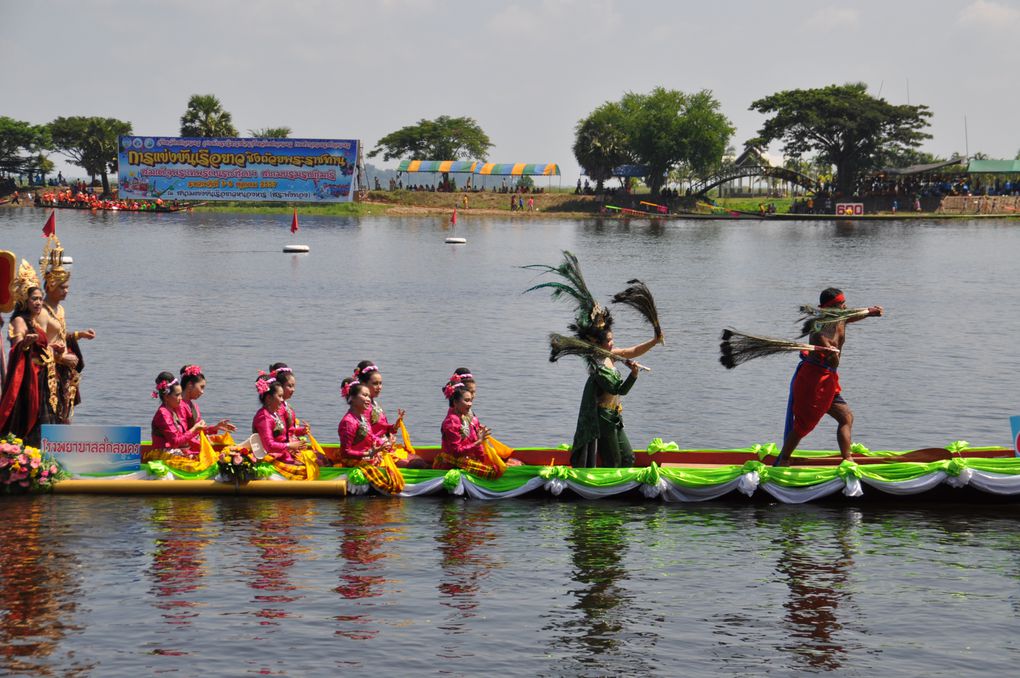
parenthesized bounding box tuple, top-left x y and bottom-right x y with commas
(32, 439, 1020, 503)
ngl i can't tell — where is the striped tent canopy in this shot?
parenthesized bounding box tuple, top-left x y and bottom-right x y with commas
(397, 160, 478, 173)
(475, 163, 560, 176)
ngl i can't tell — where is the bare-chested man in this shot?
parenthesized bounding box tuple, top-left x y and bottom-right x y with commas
(41, 237, 95, 422)
(773, 287, 883, 467)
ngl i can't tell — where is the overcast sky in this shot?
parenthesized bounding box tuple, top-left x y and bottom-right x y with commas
(3, 0, 1019, 181)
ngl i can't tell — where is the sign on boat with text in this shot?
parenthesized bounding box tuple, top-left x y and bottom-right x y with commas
(42, 424, 141, 475)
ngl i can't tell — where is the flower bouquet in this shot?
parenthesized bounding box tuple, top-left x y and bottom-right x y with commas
(217, 446, 266, 485)
(0, 433, 66, 493)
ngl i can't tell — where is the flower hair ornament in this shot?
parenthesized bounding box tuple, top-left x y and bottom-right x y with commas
(341, 379, 357, 400)
(255, 372, 277, 395)
(450, 372, 473, 383)
(271, 366, 292, 377)
(182, 365, 203, 377)
(151, 378, 179, 399)
(443, 382, 466, 399)
(355, 363, 379, 379)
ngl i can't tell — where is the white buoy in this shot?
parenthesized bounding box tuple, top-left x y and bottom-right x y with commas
(283, 245, 310, 253)
(445, 237, 466, 245)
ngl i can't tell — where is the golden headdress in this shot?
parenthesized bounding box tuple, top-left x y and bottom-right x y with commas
(10, 259, 41, 308)
(42, 234, 70, 290)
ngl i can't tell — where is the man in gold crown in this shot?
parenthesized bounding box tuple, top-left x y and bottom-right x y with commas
(40, 235, 95, 422)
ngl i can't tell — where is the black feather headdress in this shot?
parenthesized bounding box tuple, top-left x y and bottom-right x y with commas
(522, 251, 612, 338)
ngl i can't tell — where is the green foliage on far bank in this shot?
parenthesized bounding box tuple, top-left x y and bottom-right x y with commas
(714, 197, 796, 213)
(192, 201, 388, 216)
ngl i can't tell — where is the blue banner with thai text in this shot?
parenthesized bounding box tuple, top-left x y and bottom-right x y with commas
(1012, 416, 1020, 457)
(118, 136, 359, 202)
(42, 424, 141, 476)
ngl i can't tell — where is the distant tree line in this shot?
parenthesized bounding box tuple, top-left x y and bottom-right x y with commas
(0, 84, 950, 199)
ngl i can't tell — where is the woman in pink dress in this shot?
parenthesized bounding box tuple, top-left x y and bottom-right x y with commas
(252, 375, 316, 480)
(336, 378, 405, 493)
(178, 364, 236, 451)
(433, 380, 506, 480)
(354, 360, 426, 469)
(146, 371, 215, 472)
(269, 362, 333, 465)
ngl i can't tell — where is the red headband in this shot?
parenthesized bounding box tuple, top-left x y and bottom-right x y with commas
(820, 293, 845, 308)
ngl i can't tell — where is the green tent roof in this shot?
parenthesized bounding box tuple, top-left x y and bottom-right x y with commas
(967, 159, 1020, 173)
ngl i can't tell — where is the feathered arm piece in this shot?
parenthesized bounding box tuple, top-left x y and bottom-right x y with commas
(719, 328, 837, 369)
(611, 278, 664, 343)
(522, 251, 611, 337)
(549, 333, 650, 371)
(796, 305, 872, 337)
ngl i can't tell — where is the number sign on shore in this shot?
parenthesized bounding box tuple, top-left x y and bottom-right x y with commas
(117, 136, 360, 203)
(835, 202, 864, 216)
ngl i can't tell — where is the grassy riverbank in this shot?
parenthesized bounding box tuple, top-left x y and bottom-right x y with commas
(193, 201, 389, 216)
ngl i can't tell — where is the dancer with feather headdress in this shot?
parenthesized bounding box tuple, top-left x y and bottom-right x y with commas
(766, 287, 882, 466)
(523, 251, 662, 468)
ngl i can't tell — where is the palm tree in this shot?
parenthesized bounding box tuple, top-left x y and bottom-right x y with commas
(180, 94, 238, 137)
(248, 127, 291, 139)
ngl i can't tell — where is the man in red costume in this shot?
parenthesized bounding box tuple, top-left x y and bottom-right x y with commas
(773, 288, 883, 467)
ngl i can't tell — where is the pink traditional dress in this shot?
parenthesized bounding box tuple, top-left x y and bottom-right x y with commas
(179, 398, 235, 452)
(369, 399, 425, 468)
(252, 407, 318, 481)
(433, 408, 507, 480)
(337, 410, 404, 494)
(146, 404, 216, 472)
(279, 400, 336, 466)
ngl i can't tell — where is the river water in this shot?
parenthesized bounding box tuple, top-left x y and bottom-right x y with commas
(1, 208, 1019, 675)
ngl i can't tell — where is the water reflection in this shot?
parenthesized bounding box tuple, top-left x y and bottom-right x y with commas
(147, 497, 217, 631)
(0, 497, 88, 675)
(772, 508, 860, 671)
(245, 501, 316, 627)
(333, 498, 405, 641)
(435, 500, 499, 616)
(538, 504, 638, 678)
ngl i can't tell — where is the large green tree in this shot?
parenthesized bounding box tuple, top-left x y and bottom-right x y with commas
(0, 116, 50, 176)
(572, 102, 633, 192)
(180, 94, 238, 137)
(49, 116, 132, 196)
(749, 82, 931, 196)
(573, 87, 734, 195)
(369, 115, 492, 161)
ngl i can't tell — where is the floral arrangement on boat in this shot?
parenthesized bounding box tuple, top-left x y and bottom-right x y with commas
(217, 446, 268, 485)
(0, 434, 65, 492)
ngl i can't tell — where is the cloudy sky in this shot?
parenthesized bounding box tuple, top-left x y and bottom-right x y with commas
(3, 0, 1019, 180)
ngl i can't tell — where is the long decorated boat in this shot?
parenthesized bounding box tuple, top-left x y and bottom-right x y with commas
(36, 439, 1020, 503)
(36, 201, 194, 213)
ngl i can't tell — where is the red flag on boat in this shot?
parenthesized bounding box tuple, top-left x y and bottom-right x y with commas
(42, 210, 56, 238)
(290, 209, 299, 234)
(451, 208, 457, 225)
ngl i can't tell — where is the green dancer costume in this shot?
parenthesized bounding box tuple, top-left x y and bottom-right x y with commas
(523, 251, 663, 469)
(571, 362, 637, 468)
